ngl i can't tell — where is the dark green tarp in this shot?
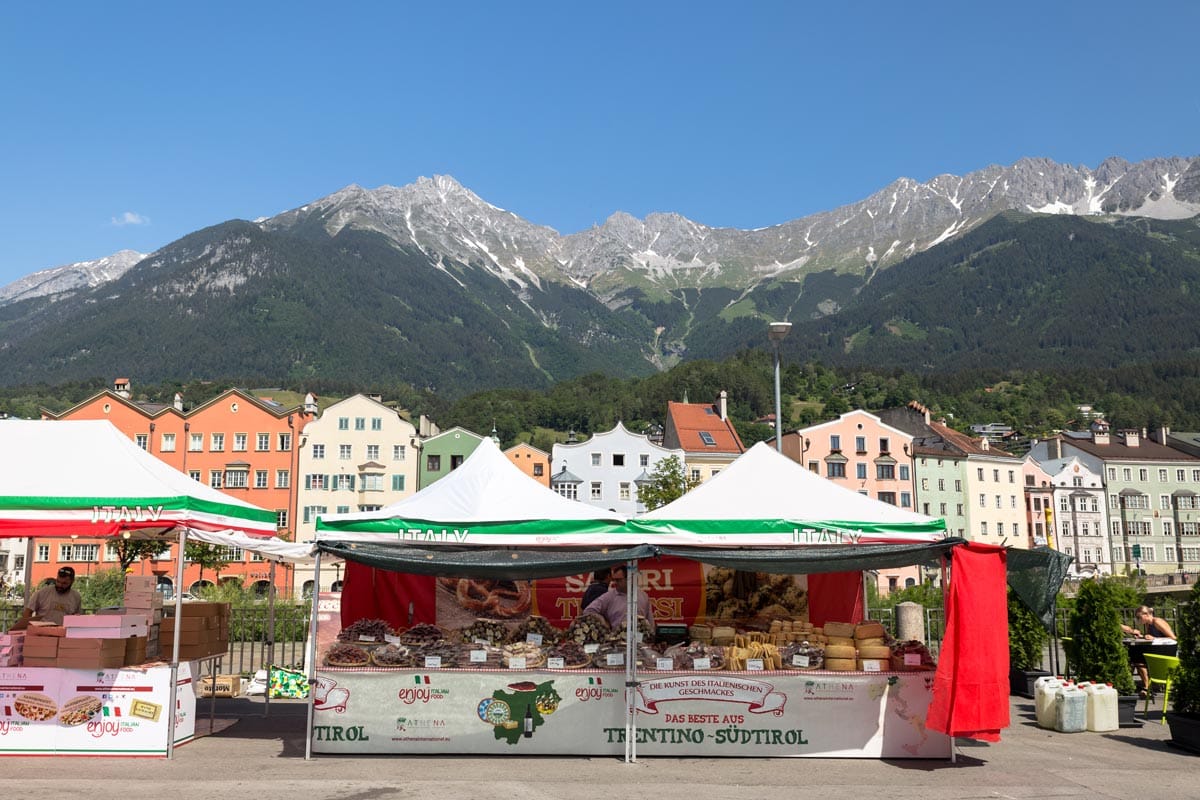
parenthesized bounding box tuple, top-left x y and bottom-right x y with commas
(656, 540, 964, 575)
(1006, 546, 1073, 631)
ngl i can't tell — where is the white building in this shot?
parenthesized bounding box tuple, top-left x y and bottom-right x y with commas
(1028, 453, 1110, 575)
(294, 395, 420, 595)
(551, 422, 685, 515)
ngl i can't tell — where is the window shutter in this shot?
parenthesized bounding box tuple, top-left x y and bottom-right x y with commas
(304, 474, 312, 490)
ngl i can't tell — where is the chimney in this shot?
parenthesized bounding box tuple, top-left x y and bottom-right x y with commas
(173, 392, 184, 412)
(304, 392, 318, 415)
(1093, 428, 1110, 445)
(1046, 437, 1060, 460)
(1156, 426, 1170, 445)
(979, 437, 989, 452)
(1121, 429, 1140, 447)
(718, 390, 727, 422)
(113, 378, 131, 399)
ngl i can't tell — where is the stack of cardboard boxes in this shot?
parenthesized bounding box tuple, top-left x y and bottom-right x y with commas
(0, 631, 23, 666)
(160, 602, 230, 660)
(121, 575, 163, 660)
(21, 612, 149, 669)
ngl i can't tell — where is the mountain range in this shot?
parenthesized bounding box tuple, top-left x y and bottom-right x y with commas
(1, 155, 1198, 395)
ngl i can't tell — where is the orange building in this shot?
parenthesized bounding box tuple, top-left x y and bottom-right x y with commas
(504, 442, 551, 487)
(39, 380, 314, 596)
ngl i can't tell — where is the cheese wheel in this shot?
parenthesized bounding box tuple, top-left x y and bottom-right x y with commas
(826, 636, 856, 648)
(823, 621, 856, 638)
(824, 657, 857, 671)
(856, 637, 885, 649)
(824, 644, 857, 660)
(857, 645, 892, 659)
(854, 622, 886, 639)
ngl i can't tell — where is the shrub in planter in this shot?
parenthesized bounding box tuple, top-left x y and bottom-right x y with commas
(1068, 578, 1136, 696)
(1008, 588, 1050, 697)
(1167, 582, 1200, 750)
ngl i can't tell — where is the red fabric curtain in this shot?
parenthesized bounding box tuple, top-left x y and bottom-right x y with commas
(339, 560, 437, 630)
(927, 543, 1010, 742)
(806, 571, 864, 626)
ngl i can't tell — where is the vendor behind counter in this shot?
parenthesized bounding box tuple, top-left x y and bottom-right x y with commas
(9, 566, 83, 630)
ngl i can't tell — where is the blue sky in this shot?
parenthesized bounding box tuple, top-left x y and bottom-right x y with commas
(1, 1, 1197, 286)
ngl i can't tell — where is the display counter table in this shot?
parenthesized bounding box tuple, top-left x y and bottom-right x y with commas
(0, 661, 197, 756)
(311, 667, 949, 758)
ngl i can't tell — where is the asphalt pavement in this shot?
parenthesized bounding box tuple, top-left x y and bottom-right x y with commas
(2, 695, 1195, 800)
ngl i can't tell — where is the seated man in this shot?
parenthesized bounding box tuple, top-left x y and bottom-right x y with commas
(10, 567, 82, 630)
(581, 564, 654, 632)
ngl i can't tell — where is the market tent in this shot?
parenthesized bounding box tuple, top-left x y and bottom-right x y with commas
(630, 441, 947, 545)
(0, 419, 278, 538)
(317, 436, 629, 546)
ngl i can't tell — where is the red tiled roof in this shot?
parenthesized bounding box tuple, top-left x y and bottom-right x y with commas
(667, 401, 745, 454)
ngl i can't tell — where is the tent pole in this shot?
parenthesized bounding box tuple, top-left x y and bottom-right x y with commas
(265, 560, 277, 718)
(304, 551, 322, 761)
(22, 537, 34, 604)
(940, 553, 956, 763)
(625, 558, 638, 764)
(167, 528, 187, 759)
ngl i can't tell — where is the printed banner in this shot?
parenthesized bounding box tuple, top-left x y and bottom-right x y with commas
(311, 668, 949, 758)
(0, 663, 195, 756)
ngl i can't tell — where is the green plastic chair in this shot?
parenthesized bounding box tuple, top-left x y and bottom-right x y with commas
(1143, 653, 1181, 722)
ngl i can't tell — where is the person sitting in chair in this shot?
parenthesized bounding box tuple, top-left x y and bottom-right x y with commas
(1122, 605, 1176, 697)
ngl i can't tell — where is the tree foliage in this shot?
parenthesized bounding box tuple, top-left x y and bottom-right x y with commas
(1068, 578, 1136, 695)
(636, 455, 700, 511)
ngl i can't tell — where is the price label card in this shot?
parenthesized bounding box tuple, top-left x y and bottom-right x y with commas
(470, 649, 488, 663)
(509, 656, 527, 670)
(526, 633, 543, 645)
(692, 657, 711, 670)
(424, 656, 442, 669)
(359, 636, 378, 642)
(747, 658, 765, 671)
(862, 659, 882, 673)
(473, 637, 490, 646)
(384, 634, 402, 644)
(606, 653, 625, 666)
(583, 643, 600, 654)
(904, 653, 922, 666)
(546, 657, 565, 670)
(656, 658, 674, 671)
(792, 654, 810, 668)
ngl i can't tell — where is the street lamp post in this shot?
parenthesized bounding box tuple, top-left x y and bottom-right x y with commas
(767, 322, 792, 453)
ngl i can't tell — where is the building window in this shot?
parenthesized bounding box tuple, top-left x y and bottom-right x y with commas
(276, 470, 290, 489)
(1008, 470, 1015, 483)
(1178, 469, 1187, 482)
(980, 521, 988, 537)
(339, 444, 352, 460)
(555, 483, 578, 500)
(336, 505, 351, 515)
(855, 436, 867, 453)
(254, 470, 268, 489)
(699, 432, 717, 447)
(257, 433, 270, 451)
(1139, 468, 1148, 481)
(879, 437, 890, 454)
(188, 470, 201, 482)
(900, 492, 912, 508)
(856, 463, 867, 480)
(371, 417, 382, 431)
(338, 417, 349, 430)
(876, 464, 895, 480)
(135, 434, 148, 450)
(1161, 494, 1173, 510)
(954, 479, 962, 492)
(278, 432, 292, 451)
(160, 433, 176, 452)
(830, 435, 841, 452)
(366, 445, 380, 461)
(362, 474, 383, 492)
(311, 444, 325, 459)
(619, 482, 631, 501)
(211, 433, 225, 452)
(210, 470, 223, 489)
(957, 503, 964, 516)
(899, 465, 909, 481)
(450, 455, 464, 470)
(302, 506, 327, 524)
(392, 474, 406, 491)
(426, 455, 441, 472)
(306, 474, 328, 490)
(807, 461, 819, 473)
(36, 544, 50, 562)
(640, 454, 649, 467)
(59, 543, 99, 562)
(827, 462, 846, 479)
(877, 492, 896, 506)
(394, 445, 407, 461)
(998, 522, 1005, 537)
(533, 464, 544, 477)
(225, 469, 248, 489)
(993, 469, 1000, 482)
(590, 482, 602, 500)
(1122, 468, 1132, 481)
(938, 478, 945, 491)
(355, 417, 365, 431)
(232, 433, 247, 452)
(939, 502, 947, 515)
(979, 494, 986, 508)
(995, 494, 1002, 509)
(690, 469, 701, 482)
(190, 433, 203, 451)
(1160, 469, 1169, 482)
(333, 474, 355, 491)
(591, 453, 601, 467)
(977, 467, 984, 480)
(612, 454, 625, 467)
